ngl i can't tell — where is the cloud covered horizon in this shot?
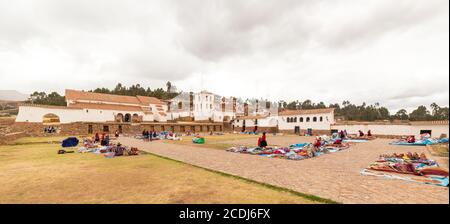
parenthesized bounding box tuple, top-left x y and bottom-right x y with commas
(0, 0, 448, 113)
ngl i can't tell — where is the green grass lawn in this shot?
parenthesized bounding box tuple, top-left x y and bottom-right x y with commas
(430, 143, 449, 157)
(11, 135, 88, 145)
(0, 137, 323, 204)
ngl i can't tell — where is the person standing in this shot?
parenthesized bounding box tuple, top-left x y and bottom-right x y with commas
(95, 133, 100, 143)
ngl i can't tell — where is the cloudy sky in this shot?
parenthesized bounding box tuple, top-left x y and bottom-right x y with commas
(0, 0, 448, 112)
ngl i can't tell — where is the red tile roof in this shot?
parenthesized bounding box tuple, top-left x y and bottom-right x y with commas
(19, 103, 81, 110)
(279, 108, 335, 116)
(69, 103, 144, 112)
(65, 89, 164, 106)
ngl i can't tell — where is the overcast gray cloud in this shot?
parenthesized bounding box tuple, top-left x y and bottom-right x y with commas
(0, 0, 448, 112)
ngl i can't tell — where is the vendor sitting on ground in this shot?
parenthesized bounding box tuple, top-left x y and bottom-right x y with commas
(314, 136, 322, 148)
(407, 135, 416, 143)
(257, 132, 268, 148)
(367, 130, 372, 137)
(358, 130, 364, 137)
(339, 130, 346, 139)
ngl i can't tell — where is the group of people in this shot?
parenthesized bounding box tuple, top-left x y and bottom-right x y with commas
(358, 130, 372, 137)
(44, 126, 57, 134)
(142, 129, 158, 141)
(338, 130, 348, 139)
(336, 129, 373, 139)
(94, 132, 110, 146)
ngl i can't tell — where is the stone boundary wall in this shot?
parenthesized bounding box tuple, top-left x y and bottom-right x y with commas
(232, 126, 278, 133)
(9, 122, 224, 138)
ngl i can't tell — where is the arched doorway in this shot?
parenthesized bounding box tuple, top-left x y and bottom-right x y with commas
(124, 113, 132, 122)
(42, 113, 60, 124)
(132, 114, 140, 123)
(43, 113, 60, 134)
(116, 113, 124, 122)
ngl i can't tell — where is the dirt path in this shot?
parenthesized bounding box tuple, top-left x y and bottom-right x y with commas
(119, 137, 449, 204)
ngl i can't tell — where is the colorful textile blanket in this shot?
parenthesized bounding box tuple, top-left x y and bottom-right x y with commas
(362, 152, 449, 187)
(361, 169, 449, 187)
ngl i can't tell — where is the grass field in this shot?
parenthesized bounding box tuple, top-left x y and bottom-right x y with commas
(430, 144, 449, 157)
(0, 137, 319, 204)
(429, 143, 449, 168)
(161, 134, 258, 150)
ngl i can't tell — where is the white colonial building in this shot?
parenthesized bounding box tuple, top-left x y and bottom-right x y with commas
(16, 89, 168, 124)
(232, 108, 335, 133)
(169, 90, 236, 122)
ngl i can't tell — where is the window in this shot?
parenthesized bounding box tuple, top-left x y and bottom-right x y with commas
(313, 117, 317, 122)
(300, 117, 304, 122)
(287, 117, 290, 123)
(103, 125, 109, 132)
(88, 125, 93, 134)
(294, 117, 297, 122)
(306, 117, 310, 122)
(86, 109, 89, 113)
(178, 102, 182, 109)
(210, 104, 212, 109)
(320, 116, 323, 122)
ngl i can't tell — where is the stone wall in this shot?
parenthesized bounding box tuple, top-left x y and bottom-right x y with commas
(233, 126, 278, 133)
(8, 121, 224, 138)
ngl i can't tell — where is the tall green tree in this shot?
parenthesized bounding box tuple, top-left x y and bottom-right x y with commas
(409, 105, 431, 121)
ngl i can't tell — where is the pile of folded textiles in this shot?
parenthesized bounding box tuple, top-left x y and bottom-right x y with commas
(226, 141, 350, 161)
(361, 152, 449, 187)
(78, 143, 140, 158)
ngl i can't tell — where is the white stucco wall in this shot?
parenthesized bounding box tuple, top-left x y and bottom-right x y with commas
(16, 106, 84, 123)
(332, 124, 449, 138)
(277, 113, 334, 130)
(16, 106, 151, 123)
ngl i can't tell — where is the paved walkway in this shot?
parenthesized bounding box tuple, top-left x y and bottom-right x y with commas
(120, 137, 449, 204)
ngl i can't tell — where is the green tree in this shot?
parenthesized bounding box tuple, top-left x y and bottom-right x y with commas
(393, 109, 409, 120)
(27, 91, 66, 106)
(409, 105, 431, 121)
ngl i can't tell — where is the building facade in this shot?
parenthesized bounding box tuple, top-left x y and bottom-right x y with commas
(13, 89, 448, 138)
(232, 108, 335, 134)
(16, 89, 169, 124)
(169, 91, 237, 122)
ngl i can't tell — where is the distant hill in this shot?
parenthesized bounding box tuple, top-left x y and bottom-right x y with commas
(0, 90, 29, 102)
